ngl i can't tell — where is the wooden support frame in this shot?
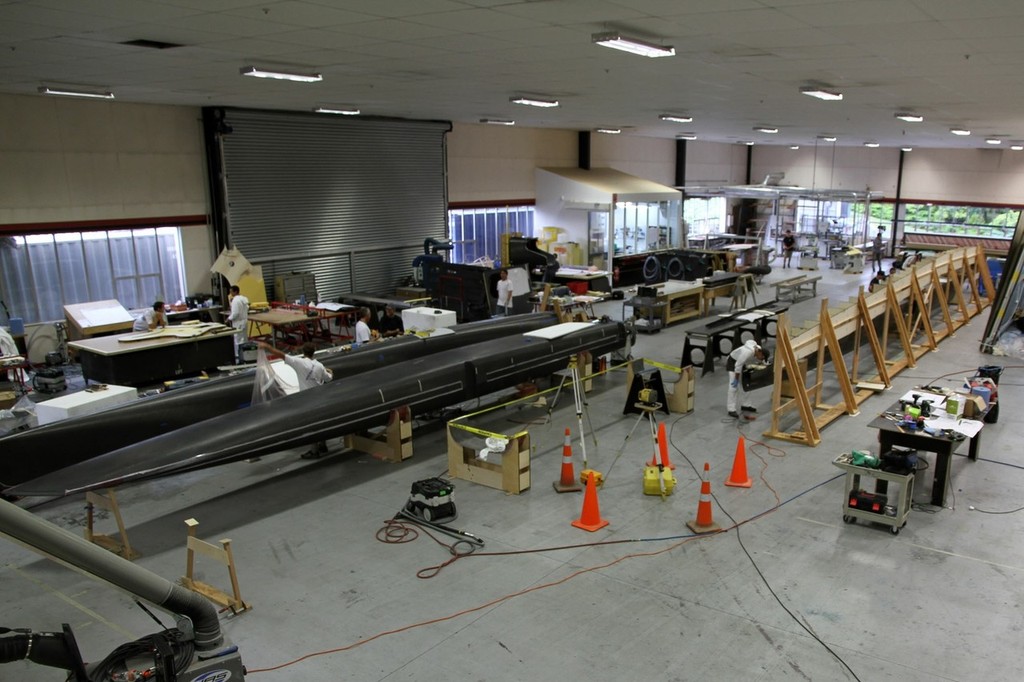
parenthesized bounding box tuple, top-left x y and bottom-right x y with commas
(447, 426, 531, 494)
(344, 406, 413, 462)
(180, 518, 251, 615)
(762, 247, 988, 447)
(85, 489, 139, 561)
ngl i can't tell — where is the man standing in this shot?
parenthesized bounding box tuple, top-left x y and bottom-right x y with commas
(871, 228, 885, 272)
(226, 285, 250, 356)
(132, 301, 167, 332)
(378, 305, 404, 338)
(354, 307, 373, 345)
(496, 268, 513, 316)
(257, 340, 333, 458)
(781, 229, 796, 268)
(726, 339, 766, 418)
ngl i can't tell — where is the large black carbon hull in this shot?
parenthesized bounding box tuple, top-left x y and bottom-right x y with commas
(10, 321, 625, 497)
(0, 313, 557, 490)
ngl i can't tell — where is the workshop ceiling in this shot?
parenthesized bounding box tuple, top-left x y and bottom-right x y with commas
(3, 0, 1024, 149)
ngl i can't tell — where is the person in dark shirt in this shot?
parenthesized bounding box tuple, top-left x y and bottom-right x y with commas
(782, 230, 796, 267)
(378, 305, 404, 338)
(868, 269, 886, 293)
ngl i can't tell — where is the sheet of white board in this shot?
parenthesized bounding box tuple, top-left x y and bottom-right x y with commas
(524, 321, 594, 340)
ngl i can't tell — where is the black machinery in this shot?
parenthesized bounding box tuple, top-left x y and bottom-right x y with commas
(403, 477, 457, 524)
(32, 367, 67, 394)
(503, 235, 558, 284)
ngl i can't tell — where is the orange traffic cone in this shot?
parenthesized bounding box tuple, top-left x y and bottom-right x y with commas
(686, 462, 721, 534)
(647, 422, 676, 470)
(553, 427, 583, 493)
(725, 435, 753, 488)
(571, 471, 609, 532)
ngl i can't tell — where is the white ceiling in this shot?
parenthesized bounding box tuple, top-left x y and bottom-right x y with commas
(3, 0, 1024, 149)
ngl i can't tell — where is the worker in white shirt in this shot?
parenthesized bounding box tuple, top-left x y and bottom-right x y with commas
(726, 339, 766, 418)
(354, 307, 373, 345)
(257, 340, 334, 458)
(496, 268, 513, 316)
(132, 301, 167, 332)
(226, 285, 250, 357)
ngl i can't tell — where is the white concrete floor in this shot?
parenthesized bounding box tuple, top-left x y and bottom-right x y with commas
(3, 257, 1022, 682)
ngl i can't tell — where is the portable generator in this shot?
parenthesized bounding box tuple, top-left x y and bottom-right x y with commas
(404, 477, 457, 524)
(32, 367, 66, 394)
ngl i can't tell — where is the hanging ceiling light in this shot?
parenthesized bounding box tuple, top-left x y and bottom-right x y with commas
(240, 66, 322, 82)
(314, 106, 360, 115)
(1011, 145, 1024, 151)
(660, 114, 693, 123)
(510, 96, 559, 108)
(986, 138, 1003, 145)
(801, 86, 843, 101)
(818, 135, 838, 142)
(740, 141, 755, 146)
(753, 126, 779, 134)
(38, 85, 114, 99)
(864, 142, 880, 148)
(950, 128, 971, 136)
(789, 145, 800, 150)
(895, 112, 924, 122)
(676, 133, 697, 140)
(595, 128, 621, 134)
(592, 32, 675, 58)
(479, 118, 515, 125)
(901, 147, 913, 152)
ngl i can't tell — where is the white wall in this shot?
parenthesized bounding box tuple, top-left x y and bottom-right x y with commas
(900, 148, 1024, 204)
(0, 93, 215, 296)
(590, 134, 676, 187)
(686, 141, 748, 186)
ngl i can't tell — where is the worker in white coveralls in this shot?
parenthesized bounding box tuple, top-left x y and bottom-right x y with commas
(726, 339, 766, 418)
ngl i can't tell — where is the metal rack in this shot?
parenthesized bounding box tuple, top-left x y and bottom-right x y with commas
(833, 453, 914, 535)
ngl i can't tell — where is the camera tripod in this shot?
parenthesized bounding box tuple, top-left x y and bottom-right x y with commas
(548, 354, 597, 468)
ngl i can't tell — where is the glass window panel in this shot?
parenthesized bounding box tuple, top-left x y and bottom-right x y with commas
(109, 230, 137, 278)
(83, 237, 115, 301)
(133, 229, 160, 276)
(115, 278, 138, 308)
(56, 236, 90, 304)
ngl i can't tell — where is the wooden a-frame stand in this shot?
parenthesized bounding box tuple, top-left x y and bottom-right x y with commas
(85, 489, 140, 561)
(180, 518, 251, 615)
(763, 246, 994, 447)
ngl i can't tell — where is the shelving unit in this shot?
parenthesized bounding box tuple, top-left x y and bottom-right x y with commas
(833, 453, 914, 534)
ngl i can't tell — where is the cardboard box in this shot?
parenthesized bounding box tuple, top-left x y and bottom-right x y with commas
(962, 394, 987, 419)
(0, 390, 17, 410)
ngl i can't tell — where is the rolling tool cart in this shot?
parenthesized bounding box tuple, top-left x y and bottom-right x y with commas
(833, 452, 914, 535)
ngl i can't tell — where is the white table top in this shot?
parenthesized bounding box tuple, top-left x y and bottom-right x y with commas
(69, 327, 236, 357)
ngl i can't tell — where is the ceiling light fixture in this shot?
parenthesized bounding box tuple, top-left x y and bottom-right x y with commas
(895, 112, 924, 122)
(480, 118, 515, 125)
(790, 145, 800, 150)
(241, 66, 322, 82)
(754, 126, 779, 134)
(314, 106, 360, 115)
(986, 138, 1003, 145)
(676, 133, 697, 140)
(592, 32, 675, 58)
(596, 128, 621, 134)
(902, 147, 913, 152)
(864, 142, 880, 148)
(740, 141, 755, 146)
(38, 86, 114, 99)
(801, 86, 843, 101)
(950, 128, 971, 136)
(510, 96, 559, 108)
(1012, 145, 1024, 151)
(818, 135, 838, 142)
(660, 114, 693, 123)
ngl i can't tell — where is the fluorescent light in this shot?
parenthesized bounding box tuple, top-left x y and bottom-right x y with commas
(676, 133, 697, 140)
(895, 112, 924, 122)
(38, 86, 113, 99)
(986, 138, 1003, 145)
(660, 114, 693, 123)
(864, 142, 880, 148)
(754, 126, 779, 134)
(240, 66, 322, 82)
(789, 145, 800, 150)
(510, 96, 559, 108)
(314, 106, 360, 115)
(596, 128, 621, 134)
(801, 87, 843, 101)
(902, 147, 913, 152)
(740, 141, 755, 146)
(592, 32, 675, 58)
(818, 135, 837, 142)
(480, 118, 515, 125)
(1012, 145, 1024, 151)
(950, 128, 971, 136)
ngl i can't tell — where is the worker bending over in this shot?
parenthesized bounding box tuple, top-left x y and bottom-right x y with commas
(726, 339, 766, 418)
(257, 340, 334, 458)
(133, 300, 167, 332)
